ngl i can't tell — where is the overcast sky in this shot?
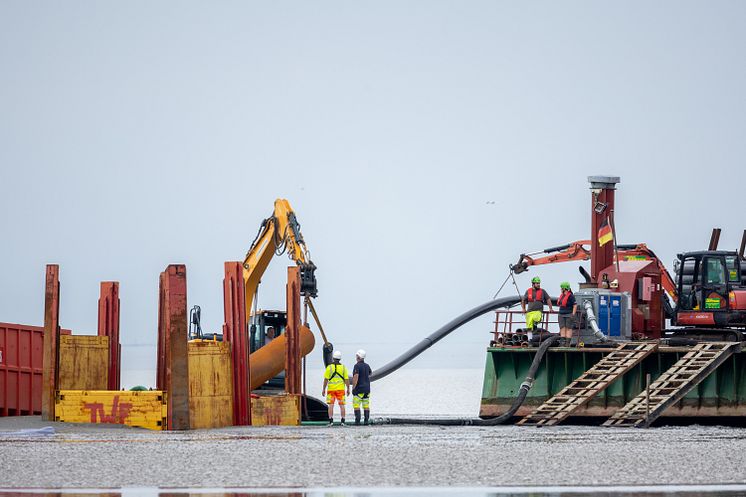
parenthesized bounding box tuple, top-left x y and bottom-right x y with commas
(2, 2, 745, 381)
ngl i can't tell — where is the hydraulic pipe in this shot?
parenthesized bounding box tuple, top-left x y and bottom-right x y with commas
(249, 324, 315, 391)
(371, 296, 522, 382)
(583, 300, 608, 343)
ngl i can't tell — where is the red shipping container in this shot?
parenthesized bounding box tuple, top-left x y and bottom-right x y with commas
(0, 322, 70, 416)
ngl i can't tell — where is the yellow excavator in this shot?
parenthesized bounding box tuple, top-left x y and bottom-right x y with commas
(188, 199, 332, 420)
(241, 199, 333, 393)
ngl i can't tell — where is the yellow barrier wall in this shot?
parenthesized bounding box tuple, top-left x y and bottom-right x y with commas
(55, 390, 167, 430)
(188, 341, 234, 429)
(251, 394, 300, 426)
(58, 335, 109, 391)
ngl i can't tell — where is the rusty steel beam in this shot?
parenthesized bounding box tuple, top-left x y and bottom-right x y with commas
(740, 230, 746, 260)
(41, 265, 60, 421)
(97, 281, 121, 391)
(158, 265, 190, 430)
(223, 261, 251, 426)
(709, 228, 722, 251)
(156, 272, 166, 391)
(285, 266, 302, 395)
(589, 176, 620, 282)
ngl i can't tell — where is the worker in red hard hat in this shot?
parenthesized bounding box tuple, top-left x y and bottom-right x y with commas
(322, 350, 350, 426)
(521, 276, 553, 331)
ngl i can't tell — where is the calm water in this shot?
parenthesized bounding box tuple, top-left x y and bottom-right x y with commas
(121, 366, 486, 417)
(120, 342, 487, 417)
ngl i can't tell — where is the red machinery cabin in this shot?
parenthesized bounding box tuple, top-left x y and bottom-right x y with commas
(597, 260, 665, 339)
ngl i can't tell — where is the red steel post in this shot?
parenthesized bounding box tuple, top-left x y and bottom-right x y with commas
(285, 266, 301, 395)
(156, 272, 166, 391)
(222, 261, 251, 426)
(589, 176, 620, 283)
(158, 265, 190, 430)
(41, 265, 60, 421)
(97, 281, 121, 391)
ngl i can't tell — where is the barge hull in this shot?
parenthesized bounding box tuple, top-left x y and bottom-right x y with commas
(480, 346, 746, 420)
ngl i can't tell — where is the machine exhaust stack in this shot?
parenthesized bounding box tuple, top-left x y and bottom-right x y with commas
(588, 176, 620, 283)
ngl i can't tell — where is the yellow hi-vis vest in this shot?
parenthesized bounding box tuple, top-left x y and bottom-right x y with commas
(324, 363, 348, 391)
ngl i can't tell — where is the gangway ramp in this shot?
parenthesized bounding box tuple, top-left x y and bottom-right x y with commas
(603, 342, 740, 428)
(518, 342, 658, 426)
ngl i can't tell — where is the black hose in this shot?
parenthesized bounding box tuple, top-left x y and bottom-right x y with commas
(371, 296, 523, 382)
(373, 335, 561, 426)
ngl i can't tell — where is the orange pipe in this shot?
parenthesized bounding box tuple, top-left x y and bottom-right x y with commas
(249, 325, 315, 391)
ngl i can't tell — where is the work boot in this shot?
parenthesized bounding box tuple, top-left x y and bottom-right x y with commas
(354, 410, 361, 426)
(364, 410, 370, 425)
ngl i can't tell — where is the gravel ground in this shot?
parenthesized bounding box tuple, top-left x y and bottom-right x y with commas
(1, 416, 746, 488)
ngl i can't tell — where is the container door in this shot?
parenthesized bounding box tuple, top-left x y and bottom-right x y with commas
(678, 256, 700, 311)
(609, 295, 622, 337)
(598, 295, 611, 335)
(702, 256, 728, 313)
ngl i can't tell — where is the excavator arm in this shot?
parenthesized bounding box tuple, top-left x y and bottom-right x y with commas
(511, 240, 678, 303)
(511, 240, 592, 274)
(242, 199, 318, 319)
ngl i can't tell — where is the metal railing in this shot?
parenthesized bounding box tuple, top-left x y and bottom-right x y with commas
(491, 309, 561, 347)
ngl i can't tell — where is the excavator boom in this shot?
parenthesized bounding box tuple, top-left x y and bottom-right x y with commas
(242, 199, 318, 320)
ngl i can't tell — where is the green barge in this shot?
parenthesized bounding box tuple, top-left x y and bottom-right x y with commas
(480, 345, 746, 422)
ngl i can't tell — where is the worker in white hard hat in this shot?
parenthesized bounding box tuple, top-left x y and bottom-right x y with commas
(322, 350, 350, 426)
(352, 349, 372, 426)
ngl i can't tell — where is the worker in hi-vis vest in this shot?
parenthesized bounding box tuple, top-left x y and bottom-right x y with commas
(322, 350, 350, 426)
(521, 276, 553, 331)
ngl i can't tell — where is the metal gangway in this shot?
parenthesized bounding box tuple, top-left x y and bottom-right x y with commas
(603, 342, 740, 428)
(518, 342, 658, 426)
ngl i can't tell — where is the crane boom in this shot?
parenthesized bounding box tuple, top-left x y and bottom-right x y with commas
(242, 199, 318, 320)
(511, 240, 678, 303)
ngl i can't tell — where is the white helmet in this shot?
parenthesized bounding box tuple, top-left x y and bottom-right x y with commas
(332, 350, 342, 360)
(356, 349, 366, 359)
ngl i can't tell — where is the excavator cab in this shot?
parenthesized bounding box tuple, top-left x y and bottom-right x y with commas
(250, 310, 287, 353)
(675, 251, 746, 328)
(249, 310, 288, 389)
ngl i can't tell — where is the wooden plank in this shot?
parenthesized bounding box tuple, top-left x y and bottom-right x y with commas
(58, 335, 109, 391)
(251, 394, 300, 426)
(188, 341, 234, 429)
(56, 390, 167, 430)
